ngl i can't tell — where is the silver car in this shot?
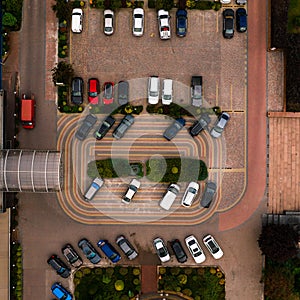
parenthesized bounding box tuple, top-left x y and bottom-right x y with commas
(116, 235, 138, 260)
(159, 183, 180, 210)
(133, 8, 144, 36)
(210, 112, 230, 138)
(122, 179, 141, 204)
(153, 237, 170, 262)
(181, 181, 199, 207)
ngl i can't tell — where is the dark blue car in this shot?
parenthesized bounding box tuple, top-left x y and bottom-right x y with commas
(236, 8, 247, 33)
(176, 9, 187, 37)
(97, 239, 121, 263)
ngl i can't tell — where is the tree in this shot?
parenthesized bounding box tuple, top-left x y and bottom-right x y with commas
(258, 224, 299, 262)
(52, 0, 73, 22)
(51, 62, 74, 86)
(2, 13, 17, 27)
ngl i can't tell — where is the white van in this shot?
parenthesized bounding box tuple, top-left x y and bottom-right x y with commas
(162, 79, 173, 105)
(148, 76, 160, 104)
(159, 183, 180, 210)
(71, 8, 83, 33)
(84, 177, 104, 201)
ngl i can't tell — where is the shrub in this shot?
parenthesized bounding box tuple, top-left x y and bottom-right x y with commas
(3, 12, 17, 27)
(115, 280, 125, 291)
(133, 268, 140, 276)
(119, 267, 128, 276)
(133, 278, 140, 285)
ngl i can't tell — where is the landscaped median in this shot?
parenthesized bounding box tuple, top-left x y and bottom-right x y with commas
(87, 157, 208, 182)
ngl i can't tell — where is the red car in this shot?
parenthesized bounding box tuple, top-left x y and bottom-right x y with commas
(88, 78, 100, 104)
(103, 82, 114, 105)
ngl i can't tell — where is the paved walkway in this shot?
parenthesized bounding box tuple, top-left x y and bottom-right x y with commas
(0, 212, 9, 300)
(141, 265, 157, 294)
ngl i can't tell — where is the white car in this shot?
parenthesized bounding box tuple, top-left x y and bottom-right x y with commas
(158, 10, 171, 40)
(104, 9, 114, 35)
(181, 181, 199, 207)
(185, 235, 206, 263)
(210, 112, 230, 138)
(71, 8, 83, 33)
(220, 0, 231, 3)
(133, 8, 144, 36)
(148, 76, 160, 105)
(162, 79, 173, 105)
(153, 237, 170, 262)
(203, 234, 224, 259)
(159, 183, 180, 210)
(121, 179, 141, 204)
(84, 177, 104, 201)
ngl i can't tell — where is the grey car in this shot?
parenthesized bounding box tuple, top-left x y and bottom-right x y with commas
(75, 114, 97, 140)
(78, 238, 102, 264)
(191, 76, 203, 107)
(117, 81, 129, 106)
(116, 235, 138, 260)
(71, 77, 84, 105)
(163, 118, 186, 141)
(210, 112, 230, 138)
(112, 115, 135, 139)
(200, 181, 217, 208)
(62, 244, 83, 268)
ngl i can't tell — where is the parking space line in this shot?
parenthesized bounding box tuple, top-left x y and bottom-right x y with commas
(230, 84, 233, 111)
(216, 12, 219, 33)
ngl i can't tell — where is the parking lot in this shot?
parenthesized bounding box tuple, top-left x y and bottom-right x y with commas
(58, 5, 248, 225)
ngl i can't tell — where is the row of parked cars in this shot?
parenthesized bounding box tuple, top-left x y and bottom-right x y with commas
(223, 8, 247, 38)
(84, 175, 217, 210)
(71, 7, 188, 38)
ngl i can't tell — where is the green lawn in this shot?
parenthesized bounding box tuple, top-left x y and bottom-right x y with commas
(287, 0, 300, 33)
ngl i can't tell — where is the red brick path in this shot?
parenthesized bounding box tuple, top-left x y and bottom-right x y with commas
(141, 265, 157, 294)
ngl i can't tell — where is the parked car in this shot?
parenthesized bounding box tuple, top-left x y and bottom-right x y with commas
(78, 238, 102, 264)
(133, 8, 144, 36)
(158, 10, 171, 40)
(71, 77, 84, 105)
(210, 112, 230, 138)
(191, 76, 203, 107)
(94, 115, 116, 140)
(236, 8, 247, 33)
(51, 282, 73, 300)
(117, 81, 129, 106)
(185, 235, 206, 263)
(153, 237, 170, 262)
(189, 114, 211, 137)
(200, 181, 217, 208)
(88, 78, 100, 104)
(97, 239, 121, 263)
(84, 177, 104, 201)
(220, 0, 231, 3)
(163, 118, 186, 141)
(236, 0, 246, 4)
(170, 239, 188, 263)
(103, 82, 114, 105)
(203, 234, 224, 259)
(112, 114, 135, 139)
(223, 9, 234, 39)
(104, 9, 114, 35)
(116, 235, 139, 260)
(47, 255, 71, 278)
(162, 79, 173, 105)
(62, 244, 83, 268)
(181, 181, 199, 207)
(122, 179, 141, 204)
(148, 76, 160, 105)
(176, 9, 187, 37)
(159, 183, 180, 210)
(75, 114, 97, 141)
(71, 8, 83, 33)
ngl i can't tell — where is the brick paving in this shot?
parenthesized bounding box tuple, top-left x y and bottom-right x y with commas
(141, 265, 157, 294)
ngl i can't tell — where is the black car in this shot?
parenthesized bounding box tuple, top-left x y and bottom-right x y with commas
(94, 115, 116, 140)
(71, 77, 84, 105)
(176, 9, 187, 37)
(170, 239, 188, 263)
(117, 81, 129, 106)
(200, 181, 217, 208)
(112, 115, 135, 140)
(189, 114, 211, 137)
(47, 254, 71, 278)
(236, 8, 247, 33)
(163, 118, 186, 141)
(223, 9, 234, 39)
(62, 244, 83, 268)
(78, 238, 102, 264)
(75, 114, 97, 141)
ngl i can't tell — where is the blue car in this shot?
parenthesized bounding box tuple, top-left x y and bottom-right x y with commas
(236, 8, 247, 33)
(176, 9, 187, 37)
(97, 240, 121, 263)
(51, 282, 72, 300)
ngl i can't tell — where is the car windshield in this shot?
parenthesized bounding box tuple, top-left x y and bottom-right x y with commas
(188, 187, 197, 194)
(169, 186, 178, 194)
(105, 85, 112, 98)
(89, 91, 97, 97)
(129, 185, 138, 192)
(150, 91, 158, 96)
(164, 94, 171, 100)
(158, 247, 166, 256)
(66, 252, 76, 263)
